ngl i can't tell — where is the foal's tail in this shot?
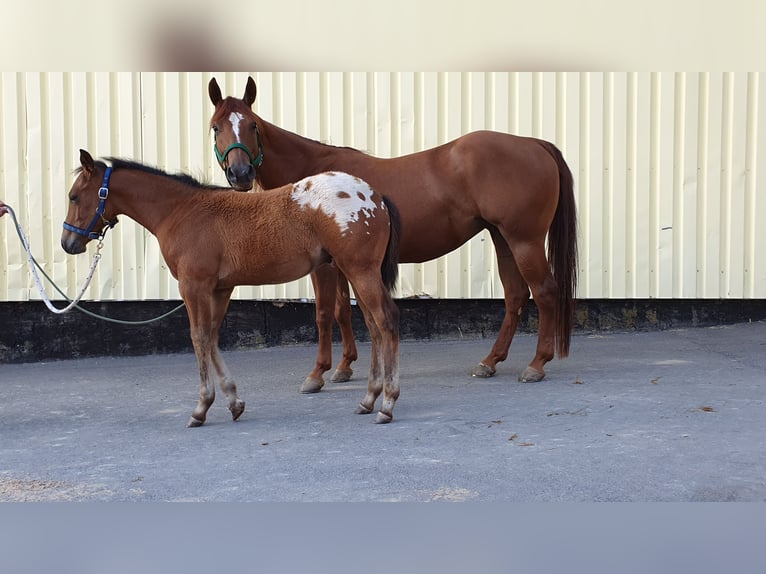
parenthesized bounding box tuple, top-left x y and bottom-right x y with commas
(381, 195, 402, 293)
(541, 141, 578, 358)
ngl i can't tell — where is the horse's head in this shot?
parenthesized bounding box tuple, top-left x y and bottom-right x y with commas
(61, 149, 118, 254)
(208, 76, 263, 191)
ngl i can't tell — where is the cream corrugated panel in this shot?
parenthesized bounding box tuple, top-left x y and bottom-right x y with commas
(573, 72, 764, 299)
(2, 73, 145, 303)
(1, 72, 26, 301)
(1, 72, 764, 302)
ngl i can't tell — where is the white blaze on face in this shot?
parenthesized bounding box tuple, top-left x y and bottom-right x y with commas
(229, 112, 245, 142)
(291, 172, 382, 234)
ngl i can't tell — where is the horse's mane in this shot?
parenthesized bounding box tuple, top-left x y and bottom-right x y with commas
(212, 99, 373, 157)
(79, 158, 221, 191)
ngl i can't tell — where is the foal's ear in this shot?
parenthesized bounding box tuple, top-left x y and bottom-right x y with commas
(244, 76, 257, 107)
(208, 78, 223, 106)
(79, 149, 95, 176)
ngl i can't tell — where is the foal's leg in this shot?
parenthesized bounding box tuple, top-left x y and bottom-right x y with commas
(354, 296, 383, 415)
(352, 278, 400, 423)
(373, 295, 400, 424)
(329, 273, 358, 383)
(302, 265, 337, 393)
(209, 288, 245, 420)
(473, 228, 531, 378)
(508, 240, 558, 382)
(180, 281, 219, 427)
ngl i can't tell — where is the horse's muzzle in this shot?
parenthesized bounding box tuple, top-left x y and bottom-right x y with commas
(61, 233, 87, 255)
(226, 163, 256, 191)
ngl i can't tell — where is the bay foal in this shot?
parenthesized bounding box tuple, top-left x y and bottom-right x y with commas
(62, 150, 402, 425)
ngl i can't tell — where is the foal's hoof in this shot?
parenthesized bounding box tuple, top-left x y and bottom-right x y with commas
(230, 400, 245, 421)
(187, 416, 205, 428)
(519, 367, 546, 383)
(472, 362, 496, 378)
(330, 368, 353, 383)
(375, 412, 393, 424)
(355, 403, 373, 415)
(300, 377, 324, 394)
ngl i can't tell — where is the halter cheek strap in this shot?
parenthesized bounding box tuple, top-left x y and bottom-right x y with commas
(214, 122, 264, 170)
(62, 166, 119, 240)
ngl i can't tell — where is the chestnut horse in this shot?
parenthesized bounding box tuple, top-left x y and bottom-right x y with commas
(208, 76, 577, 388)
(61, 150, 402, 425)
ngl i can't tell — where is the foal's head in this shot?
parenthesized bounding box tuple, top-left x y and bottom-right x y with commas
(208, 77, 262, 191)
(61, 149, 118, 255)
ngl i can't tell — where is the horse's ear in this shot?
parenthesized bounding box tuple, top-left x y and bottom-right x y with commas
(79, 149, 95, 176)
(244, 76, 257, 107)
(208, 78, 223, 106)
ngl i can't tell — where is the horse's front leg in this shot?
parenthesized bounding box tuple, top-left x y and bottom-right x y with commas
(187, 337, 216, 427)
(180, 280, 218, 427)
(210, 288, 245, 421)
(330, 272, 358, 383)
(302, 265, 338, 393)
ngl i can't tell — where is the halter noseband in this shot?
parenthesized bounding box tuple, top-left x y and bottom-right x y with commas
(214, 121, 264, 171)
(62, 165, 118, 240)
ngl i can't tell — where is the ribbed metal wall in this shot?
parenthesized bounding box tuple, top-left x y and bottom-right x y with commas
(1, 72, 764, 302)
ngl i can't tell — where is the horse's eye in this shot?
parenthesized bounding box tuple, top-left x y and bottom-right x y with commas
(212, 125, 220, 135)
(69, 195, 79, 204)
(249, 122, 258, 132)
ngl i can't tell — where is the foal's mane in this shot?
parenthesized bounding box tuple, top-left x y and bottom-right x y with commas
(77, 158, 221, 191)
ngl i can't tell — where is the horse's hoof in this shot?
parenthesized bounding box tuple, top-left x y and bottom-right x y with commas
(230, 400, 245, 421)
(355, 403, 373, 415)
(330, 368, 353, 383)
(519, 367, 546, 383)
(375, 412, 393, 424)
(472, 362, 496, 378)
(300, 377, 324, 394)
(187, 416, 205, 428)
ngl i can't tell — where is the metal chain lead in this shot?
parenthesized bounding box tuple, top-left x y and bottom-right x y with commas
(4, 202, 185, 322)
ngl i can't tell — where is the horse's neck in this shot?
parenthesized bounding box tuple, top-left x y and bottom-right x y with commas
(113, 171, 196, 235)
(260, 119, 368, 187)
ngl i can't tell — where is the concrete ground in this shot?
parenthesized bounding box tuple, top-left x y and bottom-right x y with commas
(1, 321, 765, 502)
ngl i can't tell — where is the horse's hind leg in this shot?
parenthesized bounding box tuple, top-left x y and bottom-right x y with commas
(353, 297, 382, 415)
(374, 297, 400, 424)
(352, 279, 400, 423)
(508, 240, 558, 382)
(330, 274, 358, 383)
(472, 228, 531, 378)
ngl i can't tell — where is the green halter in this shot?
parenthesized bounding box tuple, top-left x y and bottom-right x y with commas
(214, 122, 264, 170)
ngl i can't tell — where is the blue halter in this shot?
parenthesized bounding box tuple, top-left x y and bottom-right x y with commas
(63, 166, 118, 240)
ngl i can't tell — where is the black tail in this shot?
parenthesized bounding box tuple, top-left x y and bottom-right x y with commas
(541, 141, 578, 358)
(381, 195, 401, 293)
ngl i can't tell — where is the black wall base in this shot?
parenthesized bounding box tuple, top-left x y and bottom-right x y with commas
(1, 298, 765, 364)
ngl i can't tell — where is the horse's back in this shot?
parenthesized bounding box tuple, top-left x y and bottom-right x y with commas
(360, 131, 562, 258)
(452, 131, 560, 181)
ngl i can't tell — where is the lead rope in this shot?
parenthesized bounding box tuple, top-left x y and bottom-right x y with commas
(6, 204, 102, 314)
(3, 203, 185, 323)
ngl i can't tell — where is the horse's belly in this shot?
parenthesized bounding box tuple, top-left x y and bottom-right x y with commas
(398, 219, 483, 264)
(218, 258, 315, 288)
